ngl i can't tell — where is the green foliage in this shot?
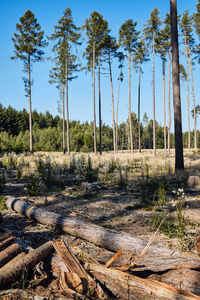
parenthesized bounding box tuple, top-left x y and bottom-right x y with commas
(119, 19, 139, 53)
(85, 11, 109, 67)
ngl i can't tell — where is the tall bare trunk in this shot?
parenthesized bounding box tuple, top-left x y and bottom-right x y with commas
(168, 47, 172, 156)
(170, 0, 184, 171)
(109, 54, 116, 153)
(152, 31, 156, 157)
(138, 64, 141, 153)
(93, 44, 97, 154)
(116, 79, 121, 153)
(128, 51, 133, 154)
(162, 58, 167, 155)
(28, 54, 33, 155)
(98, 55, 102, 155)
(185, 43, 190, 153)
(66, 60, 70, 155)
(62, 84, 66, 154)
(188, 49, 197, 151)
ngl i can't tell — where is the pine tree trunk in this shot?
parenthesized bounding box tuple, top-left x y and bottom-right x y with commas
(188, 49, 197, 151)
(66, 60, 70, 155)
(162, 58, 167, 155)
(168, 48, 172, 156)
(185, 43, 191, 153)
(170, 0, 184, 171)
(62, 84, 66, 154)
(28, 54, 33, 155)
(152, 31, 156, 157)
(98, 55, 102, 155)
(109, 54, 116, 153)
(116, 79, 121, 153)
(93, 43, 97, 154)
(128, 51, 133, 154)
(138, 64, 141, 153)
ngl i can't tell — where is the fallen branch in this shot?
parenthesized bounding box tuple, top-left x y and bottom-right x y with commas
(6, 197, 180, 256)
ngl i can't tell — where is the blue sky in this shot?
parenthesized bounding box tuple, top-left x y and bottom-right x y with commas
(0, 0, 199, 132)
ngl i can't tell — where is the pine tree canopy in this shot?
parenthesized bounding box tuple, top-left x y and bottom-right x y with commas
(11, 9, 47, 62)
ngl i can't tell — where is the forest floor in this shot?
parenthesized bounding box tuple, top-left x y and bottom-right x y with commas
(1, 150, 200, 299)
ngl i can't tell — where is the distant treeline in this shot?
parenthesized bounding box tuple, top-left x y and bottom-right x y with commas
(0, 104, 199, 153)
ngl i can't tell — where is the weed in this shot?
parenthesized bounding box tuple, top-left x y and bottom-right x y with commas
(0, 196, 7, 210)
(0, 169, 5, 193)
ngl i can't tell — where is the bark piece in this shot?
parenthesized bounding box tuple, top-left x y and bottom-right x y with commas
(86, 262, 200, 300)
(0, 241, 54, 289)
(6, 197, 180, 256)
(0, 243, 21, 268)
(0, 236, 15, 251)
(105, 248, 123, 268)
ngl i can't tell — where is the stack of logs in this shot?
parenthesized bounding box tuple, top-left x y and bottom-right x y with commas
(1, 196, 200, 299)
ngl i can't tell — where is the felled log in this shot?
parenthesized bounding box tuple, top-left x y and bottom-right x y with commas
(86, 262, 200, 300)
(0, 243, 21, 268)
(6, 197, 180, 256)
(0, 236, 15, 251)
(0, 241, 54, 289)
(0, 231, 13, 242)
(53, 240, 107, 299)
(130, 254, 200, 272)
(148, 268, 200, 295)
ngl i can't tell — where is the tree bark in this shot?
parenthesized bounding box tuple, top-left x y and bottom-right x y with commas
(98, 55, 102, 155)
(170, 0, 184, 171)
(162, 58, 167, 155)
(0, 241, 53, 289)
(116, 78, 121, 153)
(62, 84, 66, 154)
(185, 43, 191, 153)
(188, 49, 197, 151)
(152, 31, 156, 157)
(66, 59, 70, 155)
(138, 64, 141, 153)
(108, 55, 116, 153)
(6, 197, 180, 257)
(109, 54, 116, 153)
(93, 43, 97, 155)
(168, 47, 172, 156)
(28, 54, 33, 155)
(128, 51, 133, 154)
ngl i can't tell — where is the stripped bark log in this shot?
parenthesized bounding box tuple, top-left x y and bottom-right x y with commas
(86, 262, 200, 300)
(6, 197, 180, 256)
(0, 243, 21, 268)
(0, 241, 54, 289)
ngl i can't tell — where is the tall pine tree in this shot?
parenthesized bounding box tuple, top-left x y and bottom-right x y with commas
(49, 7, 81, 155)
(11, 10, 47, 154)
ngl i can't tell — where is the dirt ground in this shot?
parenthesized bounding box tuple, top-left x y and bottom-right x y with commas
(1, 154, 200, 299)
